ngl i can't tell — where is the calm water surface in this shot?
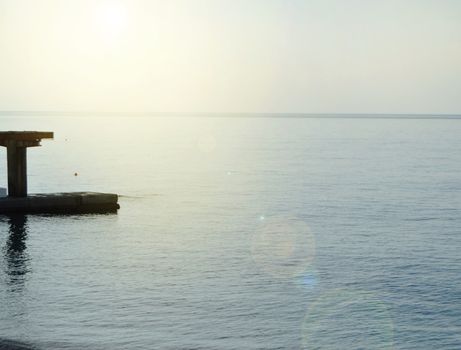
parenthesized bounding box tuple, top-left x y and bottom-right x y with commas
(0, 116, 460, 349)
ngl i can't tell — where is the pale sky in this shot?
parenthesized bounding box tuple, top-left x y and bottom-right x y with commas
(0, 0, 460, 114)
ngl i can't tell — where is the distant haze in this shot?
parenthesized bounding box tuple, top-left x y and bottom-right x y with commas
(0, 0, 460, 114)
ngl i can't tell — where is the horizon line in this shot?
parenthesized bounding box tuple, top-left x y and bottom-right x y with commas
(1, 111, 461, 119)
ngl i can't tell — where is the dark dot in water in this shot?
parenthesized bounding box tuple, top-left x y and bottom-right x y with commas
(74, 173, 78, 176)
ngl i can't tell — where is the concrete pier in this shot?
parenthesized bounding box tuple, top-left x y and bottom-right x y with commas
(0, 131, 119, 214)
(0, 192, 119, 214)
(1, 131, 53, 197)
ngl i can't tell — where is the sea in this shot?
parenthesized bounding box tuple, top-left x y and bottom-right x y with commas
(0, 115, 460, 349)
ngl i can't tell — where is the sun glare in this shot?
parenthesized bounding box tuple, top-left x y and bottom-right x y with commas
(94, 2, 128, 43)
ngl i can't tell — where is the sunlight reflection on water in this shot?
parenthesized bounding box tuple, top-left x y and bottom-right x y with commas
(0, 116, 460, 349)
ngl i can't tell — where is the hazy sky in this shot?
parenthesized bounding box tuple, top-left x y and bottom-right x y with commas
(0, 0, 460, 114)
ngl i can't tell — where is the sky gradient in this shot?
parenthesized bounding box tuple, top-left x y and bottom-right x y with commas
(0, 0, 460, 114)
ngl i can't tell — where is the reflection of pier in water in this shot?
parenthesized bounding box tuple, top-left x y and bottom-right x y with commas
(3, 215, 30, 288)
(1, 216, 39, 350)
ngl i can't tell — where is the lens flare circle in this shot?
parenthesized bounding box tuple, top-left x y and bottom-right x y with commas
(251, 216, 315, 278)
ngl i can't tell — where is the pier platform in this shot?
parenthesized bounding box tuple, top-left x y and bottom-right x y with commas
(0, 192, 119, 214)
(0, 131, 120, 214)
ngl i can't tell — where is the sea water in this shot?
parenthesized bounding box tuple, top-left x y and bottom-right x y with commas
(0, 116, 460, 349)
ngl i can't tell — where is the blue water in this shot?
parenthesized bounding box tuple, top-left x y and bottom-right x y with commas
(0, 116, 460, 349)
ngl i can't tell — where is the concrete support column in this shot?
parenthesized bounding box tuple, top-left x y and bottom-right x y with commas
(7, 144, 27, 197)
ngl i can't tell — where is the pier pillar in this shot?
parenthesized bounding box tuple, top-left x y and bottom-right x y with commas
(0, 131, 54, 198)
(7, 144, 27, 197)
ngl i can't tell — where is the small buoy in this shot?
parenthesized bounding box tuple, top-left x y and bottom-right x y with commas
(74, 172, 78, 176)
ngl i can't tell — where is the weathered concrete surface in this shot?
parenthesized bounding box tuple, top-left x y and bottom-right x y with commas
(0, 192, 119, 214)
